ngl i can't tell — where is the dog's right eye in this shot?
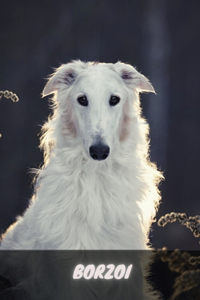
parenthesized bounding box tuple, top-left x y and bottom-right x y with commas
(77, 96, 88, 106)
(109, 95, 120, 106)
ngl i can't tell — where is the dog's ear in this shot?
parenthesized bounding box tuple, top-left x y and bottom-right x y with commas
(42, 61, 85, 97)
(42, 68, 76, 97)
(114, 62, 155, 93)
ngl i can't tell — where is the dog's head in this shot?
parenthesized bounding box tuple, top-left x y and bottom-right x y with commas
(42, 60, 155, 161)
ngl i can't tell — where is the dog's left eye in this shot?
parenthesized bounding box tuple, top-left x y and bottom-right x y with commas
(77, 95, 88, 106)
(109, 96, 120, 106)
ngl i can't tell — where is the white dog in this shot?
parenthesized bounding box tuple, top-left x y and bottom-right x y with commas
(0, 61, 163, 299)
(0, 60, 162, 250)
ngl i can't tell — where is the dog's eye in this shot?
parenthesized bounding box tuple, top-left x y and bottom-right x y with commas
(77, 95, 88, 106)
(109, 96, 120, 106)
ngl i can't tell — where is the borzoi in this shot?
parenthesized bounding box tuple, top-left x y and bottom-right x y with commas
(0, 60, 162, 249)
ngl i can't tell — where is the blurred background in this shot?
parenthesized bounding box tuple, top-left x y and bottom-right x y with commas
(0, 0, 200, 252)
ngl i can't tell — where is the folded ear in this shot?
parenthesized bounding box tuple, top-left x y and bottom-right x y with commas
(114, 62, 155, 93)
(42, 60, 85, 97)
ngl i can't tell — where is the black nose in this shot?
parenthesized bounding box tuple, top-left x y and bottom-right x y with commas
(89, 144, 110, 161)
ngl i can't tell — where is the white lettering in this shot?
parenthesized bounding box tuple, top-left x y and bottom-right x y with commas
(94, 264, 106, 279)
(73, 264, 133, 280)
(114, 264, 126, 279)
(124, 264, 133, 279)
(104, 264, 115, 280)
(73, 264, 84, 279)
(84, 264, 95, 279)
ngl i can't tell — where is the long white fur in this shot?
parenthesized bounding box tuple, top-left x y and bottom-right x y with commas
(0, 60, 163, 250)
